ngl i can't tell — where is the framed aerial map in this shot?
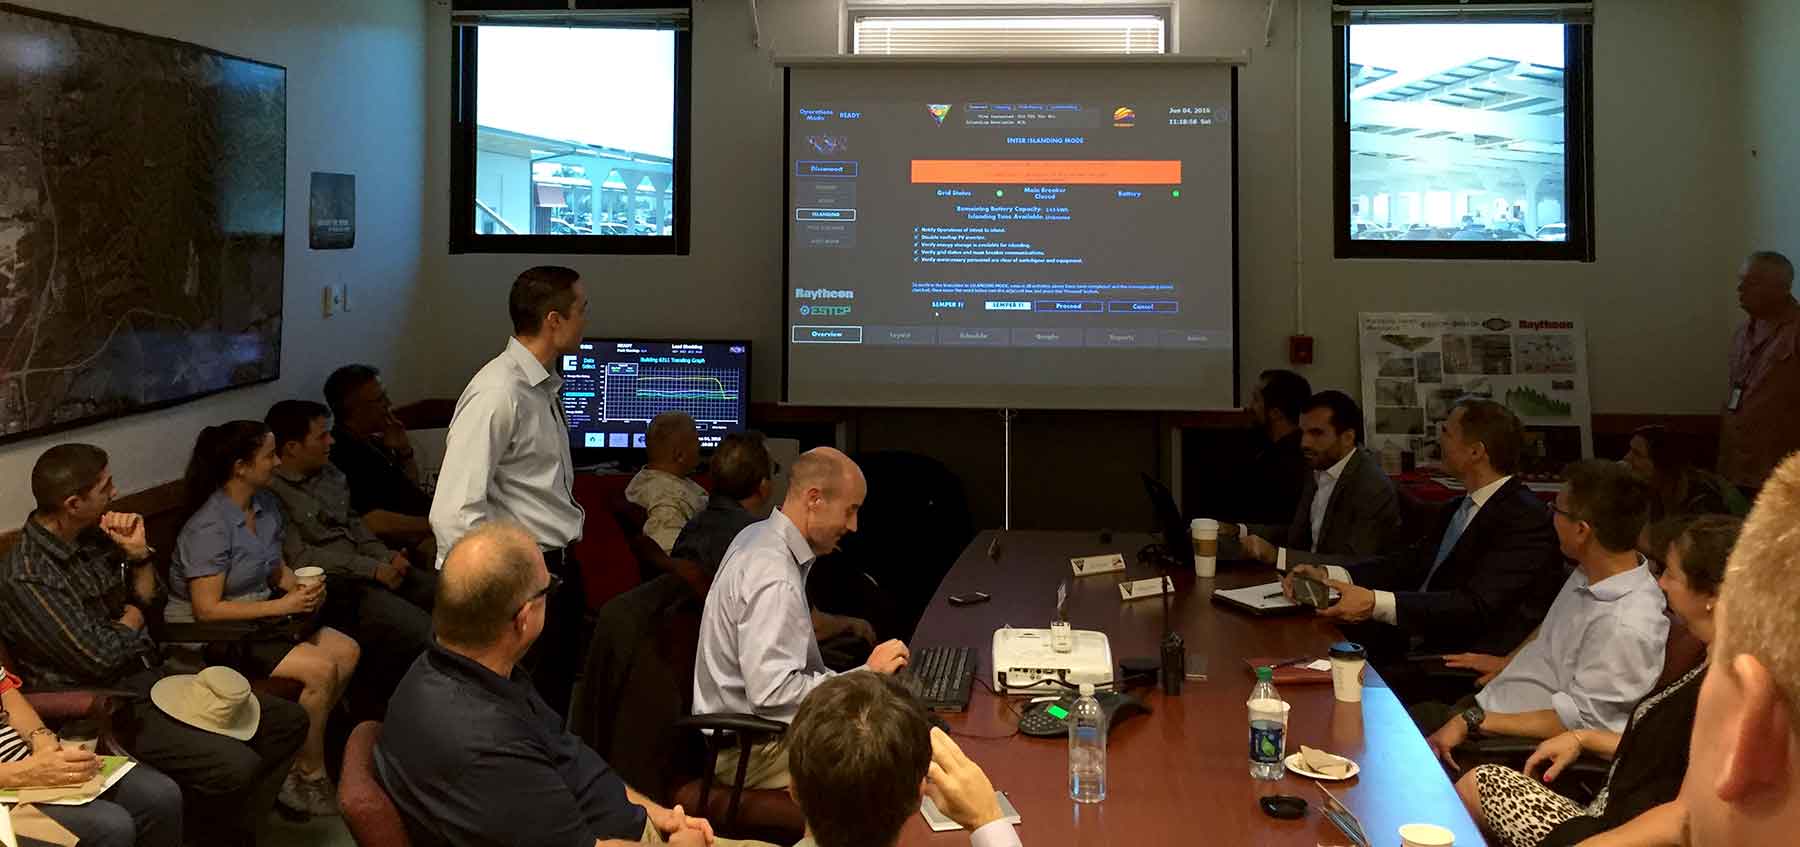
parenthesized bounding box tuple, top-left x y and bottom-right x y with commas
(0, 4, 286, 444)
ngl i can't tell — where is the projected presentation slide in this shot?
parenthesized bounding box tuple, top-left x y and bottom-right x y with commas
(785, 64, 1237, 410)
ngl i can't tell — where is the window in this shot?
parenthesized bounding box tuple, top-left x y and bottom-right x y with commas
(851, 9, 1167, 56)
(1334, 3, 1593, 260)
(450, 3, 691, 254)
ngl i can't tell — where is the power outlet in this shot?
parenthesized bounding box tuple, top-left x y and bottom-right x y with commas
(322, 285, 344, 318)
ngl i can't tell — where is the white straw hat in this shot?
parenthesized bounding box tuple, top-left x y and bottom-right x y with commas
(150, 666, 261, 741)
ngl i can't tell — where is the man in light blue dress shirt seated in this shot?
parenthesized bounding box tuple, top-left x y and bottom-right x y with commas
(789, 673, 1021, 847)
(1425, 460, 1669, 769)
(693, 447, 911, 789)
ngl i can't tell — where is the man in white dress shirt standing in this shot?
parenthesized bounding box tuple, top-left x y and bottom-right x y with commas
(430, 265, 590, 715)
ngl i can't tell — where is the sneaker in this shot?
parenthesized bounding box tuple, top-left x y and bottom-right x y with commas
(276, 770, 313, 819)
(301, 772, 340, 817)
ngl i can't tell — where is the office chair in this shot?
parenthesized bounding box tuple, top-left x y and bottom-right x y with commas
(575, 575, 804, 844)
(338, 721, 413, 847)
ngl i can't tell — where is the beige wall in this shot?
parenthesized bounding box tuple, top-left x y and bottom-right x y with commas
(414, 0, 1749, 419)
(1742, 0, 1800, 274)
(0, 0, 428, 519)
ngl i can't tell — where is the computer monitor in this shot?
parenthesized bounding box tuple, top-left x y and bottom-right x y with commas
(1140, 473, 1192, 566)
(559, 339, 750, 455)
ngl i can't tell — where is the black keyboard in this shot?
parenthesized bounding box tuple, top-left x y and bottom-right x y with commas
(901, 646, 977, 712)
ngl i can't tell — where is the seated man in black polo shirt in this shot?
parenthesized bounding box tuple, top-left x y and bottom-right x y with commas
(324, 364, 434, 554)
(376, 520, 769, 847)
(672, 431, 774, 578)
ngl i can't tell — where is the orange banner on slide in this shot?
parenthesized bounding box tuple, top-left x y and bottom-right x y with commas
(910, 159, 1182, 185)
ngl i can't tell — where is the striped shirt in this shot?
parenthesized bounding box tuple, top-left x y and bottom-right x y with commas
(0, 517, 158, 688)
(0, 666, 30, 763)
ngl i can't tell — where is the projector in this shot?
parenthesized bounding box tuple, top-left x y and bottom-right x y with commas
(991, 626, 1115, 693)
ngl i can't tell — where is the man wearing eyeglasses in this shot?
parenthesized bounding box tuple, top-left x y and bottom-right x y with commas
(1420, 460, 1668, 771)
(377, 521, 769, 847)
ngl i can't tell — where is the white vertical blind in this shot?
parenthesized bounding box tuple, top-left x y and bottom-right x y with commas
(853, 15, 1166, 55)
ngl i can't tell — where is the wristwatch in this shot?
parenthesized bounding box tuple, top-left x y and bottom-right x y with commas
(1460, 705, 1487, 737)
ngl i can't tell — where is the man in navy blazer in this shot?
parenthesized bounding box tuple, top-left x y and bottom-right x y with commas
(1290, 398, 1564, 666)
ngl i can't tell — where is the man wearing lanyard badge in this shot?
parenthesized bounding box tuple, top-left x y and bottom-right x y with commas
(1719, 251, 1800, 500)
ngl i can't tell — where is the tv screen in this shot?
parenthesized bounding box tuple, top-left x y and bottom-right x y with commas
(560, 339, 750, 453)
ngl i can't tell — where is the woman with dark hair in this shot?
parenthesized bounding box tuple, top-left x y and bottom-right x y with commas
(1455, 515, 1741, 847)
(1621, 426, 1748, 521)
(169, 420, 361, 817)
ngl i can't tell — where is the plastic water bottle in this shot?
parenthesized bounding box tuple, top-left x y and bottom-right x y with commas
(1069, 683, 1107, 803)
(1249, 666, 1287, 780)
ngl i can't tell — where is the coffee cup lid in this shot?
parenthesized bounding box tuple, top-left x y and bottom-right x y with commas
(1328, 641, 1366, 660)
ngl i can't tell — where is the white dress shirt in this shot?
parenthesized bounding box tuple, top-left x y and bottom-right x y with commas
(1476, 560, 1667, 732)
(430, 337, 585, 566)
(1325, 475, 1512, 625)
(694, 508, 839, 724)
(1273, 448, 1358, 570)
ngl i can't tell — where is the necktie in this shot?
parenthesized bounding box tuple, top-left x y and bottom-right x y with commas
(1422, 497, 1475, 590)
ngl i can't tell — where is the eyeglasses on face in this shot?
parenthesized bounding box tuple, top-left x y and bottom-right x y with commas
(515, 572, 563, 616)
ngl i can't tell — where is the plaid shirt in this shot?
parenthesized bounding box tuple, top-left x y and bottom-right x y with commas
(0, 517, 159, 687)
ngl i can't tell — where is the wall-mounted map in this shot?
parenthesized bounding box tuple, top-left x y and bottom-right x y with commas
(0, 4, 285, 444)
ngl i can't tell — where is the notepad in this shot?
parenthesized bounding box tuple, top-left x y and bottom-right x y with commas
(1211, 582, 1301, 614)
(921, 791, 1021, 832)
(0, 758, 135, 807)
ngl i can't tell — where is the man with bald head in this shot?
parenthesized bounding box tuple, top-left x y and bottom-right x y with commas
(693, 448, 910, 789)
(378, 521, 745, 847)
(626, 411, 708, 554)
(1719, 250, 1800, 495)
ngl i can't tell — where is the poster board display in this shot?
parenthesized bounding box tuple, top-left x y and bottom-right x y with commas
(1358, 312, 1592, 473)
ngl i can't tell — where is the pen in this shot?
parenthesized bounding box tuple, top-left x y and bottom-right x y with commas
(1263, 591, 1286, 600)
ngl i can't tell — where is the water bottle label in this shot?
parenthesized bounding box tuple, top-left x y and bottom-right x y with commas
(1250, 721, 1284, 764)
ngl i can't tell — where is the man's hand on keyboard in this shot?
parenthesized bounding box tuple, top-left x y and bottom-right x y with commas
(868, 639, 911, 674)
(925, 727, 1004, 832)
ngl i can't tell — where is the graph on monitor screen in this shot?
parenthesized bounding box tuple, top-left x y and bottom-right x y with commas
(603, 362, 744, 424)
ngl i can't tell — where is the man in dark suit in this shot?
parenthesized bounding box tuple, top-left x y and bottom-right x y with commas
(1237, 390, 1401, 567)
(1290, 398, 1563, 673)
(1231, 369, 1314, 526)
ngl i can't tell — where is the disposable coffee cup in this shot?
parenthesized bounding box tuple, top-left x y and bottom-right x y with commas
(59, 736, 98, 754)
(1328, 641, 1367, 703)
(294, 566, 325, 587)
(1190, 518, 1219, 578)
(1399, 823, 1456, 847)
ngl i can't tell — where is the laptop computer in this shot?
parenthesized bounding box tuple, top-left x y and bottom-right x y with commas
(1140, 472, 1193, 566)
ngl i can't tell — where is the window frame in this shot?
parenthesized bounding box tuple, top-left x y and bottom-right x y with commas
(1332, 14, 1595, 261)
(846, 3, 1172, 56)
(449, 17, 692, 256)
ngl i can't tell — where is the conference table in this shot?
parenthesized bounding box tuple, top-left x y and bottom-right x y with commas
(897, 530, 1486, 847)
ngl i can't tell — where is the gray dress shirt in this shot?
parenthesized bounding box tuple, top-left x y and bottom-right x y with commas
(693, 508, 834, 724)
(268, 463, 393, 580)
(1476, 561, 1668, 733)
(430, 337, 585, 566)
